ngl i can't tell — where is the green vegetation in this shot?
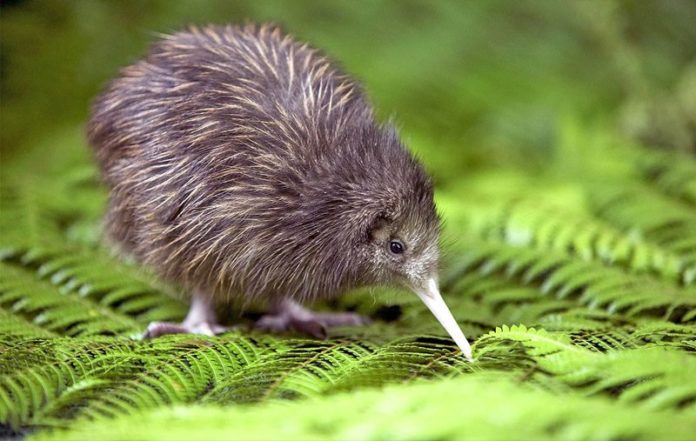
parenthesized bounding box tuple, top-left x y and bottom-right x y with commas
(1, 1, 695, 440)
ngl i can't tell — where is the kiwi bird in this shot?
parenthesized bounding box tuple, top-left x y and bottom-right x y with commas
(87, 23, 472, 360)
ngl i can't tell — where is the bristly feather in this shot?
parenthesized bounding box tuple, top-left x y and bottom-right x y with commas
(87, 23, 437, 305)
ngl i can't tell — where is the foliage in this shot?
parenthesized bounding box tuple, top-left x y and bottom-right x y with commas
(1, 1, 696, 440)
(29, 374, 696, 441)
(1, 121, 694, 440)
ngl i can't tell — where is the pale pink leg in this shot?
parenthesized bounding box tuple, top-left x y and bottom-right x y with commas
(255, 299, 370, 339)
(144, 291, 228, 338)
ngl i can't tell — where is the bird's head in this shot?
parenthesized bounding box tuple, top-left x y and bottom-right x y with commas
(358, 182, 472, 361)
(336, 131, 472, 360)
(314, 121, 473, 360)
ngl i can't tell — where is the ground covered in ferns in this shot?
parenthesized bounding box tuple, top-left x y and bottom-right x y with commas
(1, 1, 696, 440)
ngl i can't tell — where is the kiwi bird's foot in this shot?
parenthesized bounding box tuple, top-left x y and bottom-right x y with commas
(143, 292, 228, 338)
(254, 299, 370, 339)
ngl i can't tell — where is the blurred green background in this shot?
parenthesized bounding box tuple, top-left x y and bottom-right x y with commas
(2, 0, 694, 181)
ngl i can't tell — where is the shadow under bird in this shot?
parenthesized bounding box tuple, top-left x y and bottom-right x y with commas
(87, 23, 473, 361)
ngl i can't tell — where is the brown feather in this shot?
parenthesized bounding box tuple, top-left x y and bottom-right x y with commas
(88, 23, 439, 306)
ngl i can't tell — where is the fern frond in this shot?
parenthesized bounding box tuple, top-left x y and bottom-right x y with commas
(0, 181, 64, 250)
(31, 374, 696, 441)
(76, 333, 284, 419)
(638, 148, 696, 206)
(463, 198, 687, 282)
(447, 239, 696, 323)
(0, 263, 140, 336)
(0, 332, 477, 429)
(476, 325, 696, 411)
(0, 336, 140, 427)
(1, 246, 186, 328)
(569, 348, 696, 412)
(589, 183, 696, 283)
(630, 320, 696, 351)
(0, 308, 56, 338)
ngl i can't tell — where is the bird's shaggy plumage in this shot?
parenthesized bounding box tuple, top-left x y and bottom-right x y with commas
(88, 23, 438, 306)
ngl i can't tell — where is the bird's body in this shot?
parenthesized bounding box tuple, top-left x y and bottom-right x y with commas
(88, 24, 472, 359)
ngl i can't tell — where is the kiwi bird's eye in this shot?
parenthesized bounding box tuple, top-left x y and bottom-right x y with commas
(389, 239, 404, 255)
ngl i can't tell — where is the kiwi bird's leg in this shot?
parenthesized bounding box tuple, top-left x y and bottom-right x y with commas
(255, 299, 369, 339)
(144, 290, 228, 338)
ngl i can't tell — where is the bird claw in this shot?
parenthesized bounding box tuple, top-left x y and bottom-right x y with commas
(255, 315, 328, 339)
(254, 304, 370, 339)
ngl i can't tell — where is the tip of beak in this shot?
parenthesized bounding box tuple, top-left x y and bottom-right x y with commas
(415, 278, 473, 362)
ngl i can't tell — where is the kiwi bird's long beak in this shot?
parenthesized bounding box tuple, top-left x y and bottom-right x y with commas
(415, 278, 473, 361)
